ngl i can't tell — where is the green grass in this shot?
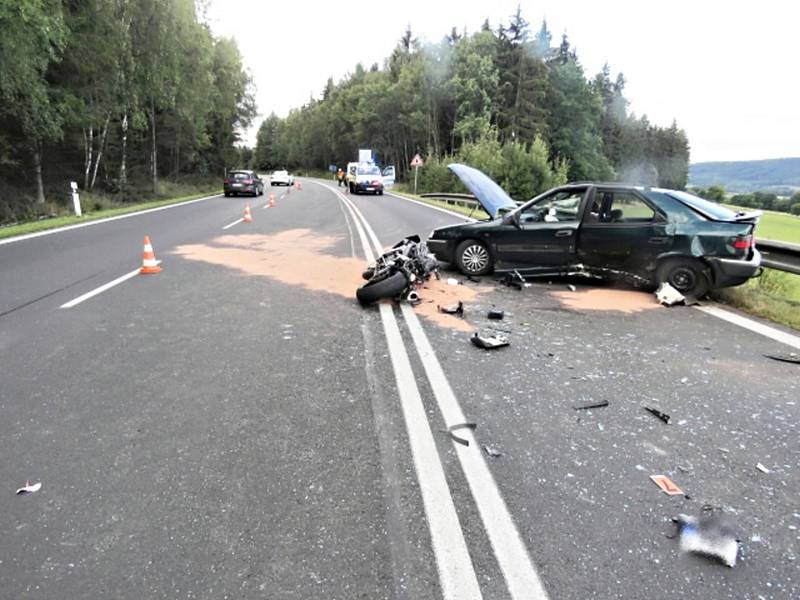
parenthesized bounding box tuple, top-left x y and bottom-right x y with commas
(711, 268, 800, 330)
(723, 204, 800, 244)
(0, 188, 221, 240)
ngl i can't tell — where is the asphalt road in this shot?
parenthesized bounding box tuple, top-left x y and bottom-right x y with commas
(0, 180, 797, 599)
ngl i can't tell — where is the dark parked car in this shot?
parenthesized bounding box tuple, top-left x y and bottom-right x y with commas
(224, 170, 263, 197)
(426, 164, 762, 297)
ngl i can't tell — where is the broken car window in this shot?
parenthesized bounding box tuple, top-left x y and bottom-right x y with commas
(520, 189, 584, 223)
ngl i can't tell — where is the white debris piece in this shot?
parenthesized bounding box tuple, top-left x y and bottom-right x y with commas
(756, 463, 771, 474)
(655, 282, 685, 306)
(676, 513, 739, 567)
(16, 481, 42, 495)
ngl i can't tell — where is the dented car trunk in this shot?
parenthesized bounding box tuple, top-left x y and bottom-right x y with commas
(426, 164, 762, 296)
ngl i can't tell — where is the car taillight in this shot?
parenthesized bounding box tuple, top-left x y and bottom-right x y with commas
(224, 179, 230, 184)
(733, 235, 753, 249)
(243, 179, 253, 185)
(372, 180, 381, 186)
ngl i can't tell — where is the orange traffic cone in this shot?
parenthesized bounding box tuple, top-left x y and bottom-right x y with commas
(140, 236, 161, 274)
(268, 193, 275, 208)
(243, 204, 253, 222)
(295, 180, 302, 190)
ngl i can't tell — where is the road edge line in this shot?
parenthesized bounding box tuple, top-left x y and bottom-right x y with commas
(0, 193, 222, 246)
(695, 304, 800, 349)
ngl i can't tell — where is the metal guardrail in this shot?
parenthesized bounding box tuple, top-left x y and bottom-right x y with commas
(419, 192, 481, 209)
(757, 239, 800, 275)
(418, 193, 800, 276)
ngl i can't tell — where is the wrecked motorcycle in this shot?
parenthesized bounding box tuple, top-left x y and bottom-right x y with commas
(356, 235, 439, 305)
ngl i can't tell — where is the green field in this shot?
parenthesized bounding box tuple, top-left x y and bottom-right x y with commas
(724, 204, 800, 244)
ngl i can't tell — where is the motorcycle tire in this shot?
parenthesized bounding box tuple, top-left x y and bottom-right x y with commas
(356, 271, 408, 306)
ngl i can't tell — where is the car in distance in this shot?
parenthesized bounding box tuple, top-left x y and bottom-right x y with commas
(426, 163, 762, 297)
(270, 170, 294, 186)
(348, 163, 384, 195)
(224, 170, 263, 197)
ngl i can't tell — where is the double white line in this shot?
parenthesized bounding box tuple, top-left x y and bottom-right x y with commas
(317, 181, 549, 600)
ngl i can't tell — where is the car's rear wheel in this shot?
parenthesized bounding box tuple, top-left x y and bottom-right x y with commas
(455, 239, 492, 276)
(224, 192, 230, 197)
(656, 258, 710, 298)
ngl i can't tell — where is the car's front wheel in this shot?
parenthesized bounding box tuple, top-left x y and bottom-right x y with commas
(656, 258, 710, 298)
(455, 239, 492, 276)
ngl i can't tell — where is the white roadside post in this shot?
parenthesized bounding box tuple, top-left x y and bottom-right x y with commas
(70, 181, 82, 217)
(411, 153, 423, 195)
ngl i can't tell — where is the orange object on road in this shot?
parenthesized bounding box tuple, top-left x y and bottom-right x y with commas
(295, 180, 302, 190)
(268, 193, 275, 208)
(243, 204, 253, 222)
(140, 235, 161, 274)
(650, 474, 684, 495)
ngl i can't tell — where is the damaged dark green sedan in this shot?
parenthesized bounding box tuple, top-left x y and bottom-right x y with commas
(426, 164, 762, 297)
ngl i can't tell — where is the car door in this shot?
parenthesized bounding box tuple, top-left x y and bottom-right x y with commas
(492, 187, 587, 271)
(577, 188, 672, 274)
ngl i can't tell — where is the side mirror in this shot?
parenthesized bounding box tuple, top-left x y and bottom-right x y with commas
(503, 212, 521, 229)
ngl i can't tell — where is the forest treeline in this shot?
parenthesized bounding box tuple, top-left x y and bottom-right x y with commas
(0, 0, 255, 223)
(254, 11, 690, 200)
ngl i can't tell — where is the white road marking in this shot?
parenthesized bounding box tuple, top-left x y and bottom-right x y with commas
(316, 180, 483, 599)
(59, 262, 160, 309)
(401, 304, 549, 600)
(696, 305, 800, 350)
(385, 191, 477, 222)
(222, 217, 244, 230)
(0, 194, 222, 246)
(336, 182, 549, 600)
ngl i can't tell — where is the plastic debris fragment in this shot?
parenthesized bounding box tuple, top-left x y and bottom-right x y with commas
(437, 301, 464, 316)
(446, 422, 477, 446)
(487, 309, 504, 320)
(16, 481, 42, 495)
(655, 282, 685, 306)
(756, 463, 771, 474)
(650, 474, 684, 496)
(568, 284, 576, 292)
(573, 400, 609, 410)
(446, 278, 461, 286)
(643, 406, 671, 424)
(471, 332, 509, 349)
(764, 352, 800, 365)
(673, 513, 739, 567)
(483, 444, 503, 458)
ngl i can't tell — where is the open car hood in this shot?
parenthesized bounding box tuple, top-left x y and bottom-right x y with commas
(448, 163, 517, 219)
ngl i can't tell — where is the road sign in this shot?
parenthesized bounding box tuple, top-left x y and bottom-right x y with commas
(410, 153, 423, 168)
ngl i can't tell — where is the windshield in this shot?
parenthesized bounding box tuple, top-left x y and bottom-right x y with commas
(272, 171, 287, 176)
(358, 166, 380, 175)
(667, 191, 740, 220)
(230, 172, 250, 179)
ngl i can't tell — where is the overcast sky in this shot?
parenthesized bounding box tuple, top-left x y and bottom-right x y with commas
(206, 0, 798, 164)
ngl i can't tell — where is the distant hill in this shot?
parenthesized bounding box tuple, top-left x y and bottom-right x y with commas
(689, 157, 800, 194)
